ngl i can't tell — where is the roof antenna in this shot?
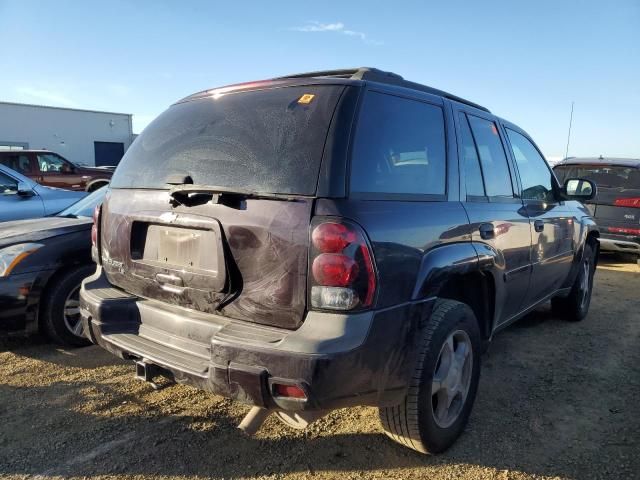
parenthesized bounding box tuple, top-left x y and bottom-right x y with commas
(564, 101, 574, 160)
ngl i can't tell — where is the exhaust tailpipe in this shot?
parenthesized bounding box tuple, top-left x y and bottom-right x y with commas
(238, 407, 271, 436)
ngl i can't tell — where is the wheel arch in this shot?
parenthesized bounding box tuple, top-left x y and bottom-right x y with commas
(411, 243, 496, 340)
(85, 178, 109, 192)
(36, 262, 95, 333)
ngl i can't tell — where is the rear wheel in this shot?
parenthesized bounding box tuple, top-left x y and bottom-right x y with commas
(551, 243, 596, 322)
(618, 252, 639, 264)
(379, 299, 481, 454)
(41, 265, 95, 347)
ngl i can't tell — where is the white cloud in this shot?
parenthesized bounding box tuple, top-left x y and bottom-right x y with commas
(290, 21, 382, 45)
(292, 21, 345, 32)
(16, 86, 78, 107)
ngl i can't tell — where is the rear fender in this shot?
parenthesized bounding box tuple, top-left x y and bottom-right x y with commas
(562, 217, 599, 289)
(411, 243, 480, 300)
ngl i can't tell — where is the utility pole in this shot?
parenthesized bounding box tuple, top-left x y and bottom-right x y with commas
(564, 101, 574, 160)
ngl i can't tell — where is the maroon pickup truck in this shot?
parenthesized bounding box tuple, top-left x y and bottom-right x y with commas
(0, 150, 112, 191)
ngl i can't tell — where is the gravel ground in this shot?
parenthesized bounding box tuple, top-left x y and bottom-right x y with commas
(0, 256, 638, 480)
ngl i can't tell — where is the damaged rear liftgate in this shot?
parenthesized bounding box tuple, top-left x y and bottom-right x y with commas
(83, 81, 393, 435)
(98, 187, 324, 431)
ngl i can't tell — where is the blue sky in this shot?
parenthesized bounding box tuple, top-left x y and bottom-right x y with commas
(1, 0, 638, 160)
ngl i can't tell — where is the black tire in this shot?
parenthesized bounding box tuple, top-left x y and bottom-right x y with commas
(551, 243, 596, 322)
(379, 299, 481, 454)
(40, 265, 95, 347)
(617, 252, 639, 264)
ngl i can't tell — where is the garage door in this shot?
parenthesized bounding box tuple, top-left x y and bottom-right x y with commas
(94, 141, 125, 167)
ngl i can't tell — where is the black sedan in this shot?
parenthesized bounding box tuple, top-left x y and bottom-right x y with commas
(0, 187, 106, 346)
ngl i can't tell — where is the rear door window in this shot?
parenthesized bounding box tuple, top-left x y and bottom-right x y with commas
(0, 154, 31, 174)
(467, 115, 514, 198)
(110, 85, 345, 195)
(350, 91, 446, 196)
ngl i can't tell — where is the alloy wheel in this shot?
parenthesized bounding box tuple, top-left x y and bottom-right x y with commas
(62, 286, 84, 337)
(431, 330, 473, 428)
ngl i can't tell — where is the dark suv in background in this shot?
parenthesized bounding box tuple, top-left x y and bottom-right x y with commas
(0, 150, 112, 192)
(80, 68, 599, 454)
(554, 157, 640, 260)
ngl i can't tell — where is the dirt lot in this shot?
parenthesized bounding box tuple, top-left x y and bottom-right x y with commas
(0, 256, 638, 480)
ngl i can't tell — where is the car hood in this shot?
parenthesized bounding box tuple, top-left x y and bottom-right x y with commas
(0, 216, 92, 248)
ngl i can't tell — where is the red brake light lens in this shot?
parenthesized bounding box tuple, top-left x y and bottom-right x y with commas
(608, 226, 640, 236)
(312, 222, 357, 253)
(312, 254, 359, 287)
(309, 219, 376, 311)
(614, 197, 640, 208)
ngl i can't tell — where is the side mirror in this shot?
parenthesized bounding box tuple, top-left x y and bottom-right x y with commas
(563, 178, 596, 201)
(17, 182, 35, 197)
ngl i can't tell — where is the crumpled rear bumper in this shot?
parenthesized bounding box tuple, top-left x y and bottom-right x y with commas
(80, 267, 432, 410)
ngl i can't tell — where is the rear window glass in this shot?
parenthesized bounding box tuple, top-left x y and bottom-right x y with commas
(554, 165, 640, 189)
(110, 85, 344, 194)
(350, 91, 446, 196)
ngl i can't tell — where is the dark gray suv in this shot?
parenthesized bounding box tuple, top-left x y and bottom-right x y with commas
(554, 157, 640, 260)
(80, 68, 599, 453)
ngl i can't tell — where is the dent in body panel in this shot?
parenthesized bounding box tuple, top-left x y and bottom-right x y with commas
(100, 189, 313, 329)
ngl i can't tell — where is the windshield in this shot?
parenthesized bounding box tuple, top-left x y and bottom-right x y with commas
(57, 186, 107, 217)
(110, 85, 345, 195)
(554, 165, 640, 189)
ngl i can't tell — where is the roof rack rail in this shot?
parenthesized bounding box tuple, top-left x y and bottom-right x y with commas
(274, 67, 490, 113)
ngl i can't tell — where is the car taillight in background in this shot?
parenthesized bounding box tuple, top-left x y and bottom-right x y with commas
(309, 219, 376, 311)
(91, 204, 101, 263)
(614, 197, 640, 208)
(608, 226, 640, 236)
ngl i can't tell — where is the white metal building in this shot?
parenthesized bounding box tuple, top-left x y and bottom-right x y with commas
(0, 101, 134, 167)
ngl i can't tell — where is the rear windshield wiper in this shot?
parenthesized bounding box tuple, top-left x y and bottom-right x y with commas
(168, 184, 301, 206)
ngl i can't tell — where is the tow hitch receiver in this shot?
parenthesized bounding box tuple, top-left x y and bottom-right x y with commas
(135, 360, 163, 390)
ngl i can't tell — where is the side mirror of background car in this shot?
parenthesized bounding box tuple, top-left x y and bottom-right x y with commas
(17, 182, 35, 197)
(563, 178, 597, 201)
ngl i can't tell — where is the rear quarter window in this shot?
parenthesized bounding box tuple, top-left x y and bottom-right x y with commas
(349, 91, 446, 197)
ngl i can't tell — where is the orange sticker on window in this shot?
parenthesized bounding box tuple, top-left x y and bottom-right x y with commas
(490, 124, 498, 135)
(298, 94, 315, 104)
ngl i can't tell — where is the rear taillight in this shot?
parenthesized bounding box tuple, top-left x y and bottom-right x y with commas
(608, 226, 640, 236)
(309, 219, 376, 311)
(614, 197, 640, 208)
(91, 205, 101, 263)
